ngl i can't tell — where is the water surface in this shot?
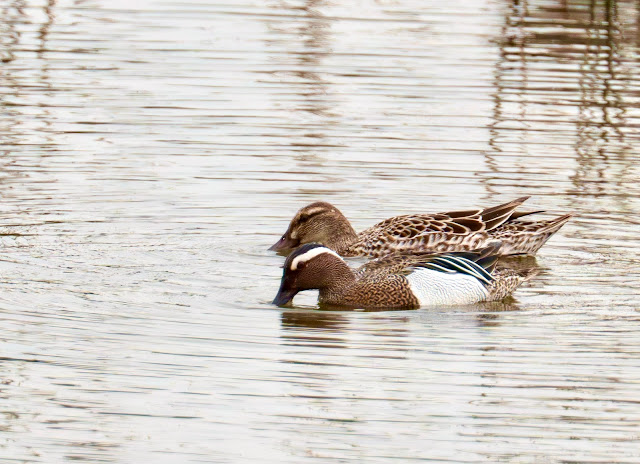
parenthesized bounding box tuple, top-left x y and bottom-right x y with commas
(1, 0, 639, 462)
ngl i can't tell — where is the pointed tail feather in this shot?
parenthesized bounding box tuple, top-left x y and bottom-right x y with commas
(491, 213, 573, 255)
(537, 213, 573, 233)
(509, 209, 545, 220)
(481, 196, 530, 231)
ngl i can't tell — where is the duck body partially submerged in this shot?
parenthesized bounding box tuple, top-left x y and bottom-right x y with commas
(273, 243, 538, 310)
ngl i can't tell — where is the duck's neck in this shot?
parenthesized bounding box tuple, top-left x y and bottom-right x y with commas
(326, 217, 358, 254)
(317, 259, 357, 304)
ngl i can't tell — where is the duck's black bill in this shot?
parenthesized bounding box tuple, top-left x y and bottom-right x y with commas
(272, 286, 298, 306)
(268, 235, 297, 252)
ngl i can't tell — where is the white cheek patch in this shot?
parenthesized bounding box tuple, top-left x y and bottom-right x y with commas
(290, 247, 341, 271)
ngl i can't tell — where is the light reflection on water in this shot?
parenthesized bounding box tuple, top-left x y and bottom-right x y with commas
(1, 0, 639, 462)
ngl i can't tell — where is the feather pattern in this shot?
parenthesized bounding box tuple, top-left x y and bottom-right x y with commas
(421, 256, 493, 285)
(270, 197, 572, 258)
(273, 242, 536, 310)
(405, 269, 489, 307)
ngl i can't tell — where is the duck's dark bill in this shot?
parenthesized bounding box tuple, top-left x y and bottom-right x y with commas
(272, 287, 298, 306)
(269, 235, 297, 251)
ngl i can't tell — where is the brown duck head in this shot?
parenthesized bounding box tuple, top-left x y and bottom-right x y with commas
(272, 243, 353, 306)
(269, 202, 357, 255)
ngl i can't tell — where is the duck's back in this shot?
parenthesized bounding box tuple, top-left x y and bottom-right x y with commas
(345, 213, 491, 257)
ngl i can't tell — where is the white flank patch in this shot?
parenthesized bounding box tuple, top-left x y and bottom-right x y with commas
(405, 268, 489, 307)
(290, 247, 342, 271)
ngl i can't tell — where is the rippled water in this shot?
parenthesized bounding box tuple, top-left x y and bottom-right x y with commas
(1, 0, 639, 462)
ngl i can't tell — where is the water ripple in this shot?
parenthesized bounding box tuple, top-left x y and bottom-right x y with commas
(1, 0, 640, 462)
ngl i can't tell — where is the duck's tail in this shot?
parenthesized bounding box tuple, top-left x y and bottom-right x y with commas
(480, 196, 531, 231)
(490, 213, 573, 256)
(486, 267, 540, 301)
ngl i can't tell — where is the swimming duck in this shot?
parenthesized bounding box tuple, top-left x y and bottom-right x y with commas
(269, 197, 571, 258)
(272, 242, 538, 310)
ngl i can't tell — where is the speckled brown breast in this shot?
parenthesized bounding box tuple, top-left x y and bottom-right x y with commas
(318, 275, 420, 309)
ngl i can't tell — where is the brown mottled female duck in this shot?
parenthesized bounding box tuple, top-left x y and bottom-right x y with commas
(269, 197, 571, 258)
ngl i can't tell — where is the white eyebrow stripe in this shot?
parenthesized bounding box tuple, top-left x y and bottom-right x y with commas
(300, 207, 326, 217)
(291, 247, 342, 270)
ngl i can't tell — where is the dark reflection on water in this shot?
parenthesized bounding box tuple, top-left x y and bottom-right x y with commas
(1, 0, 640, 462)
(281, 310, 413, 343)
(280, 310, 349, 348)
(281, 309, 348, 331)
(487, 0, 640, 199)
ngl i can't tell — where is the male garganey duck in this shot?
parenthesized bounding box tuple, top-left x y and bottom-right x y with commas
(269, 197, 571, 258)
(273, 243, 537, 310)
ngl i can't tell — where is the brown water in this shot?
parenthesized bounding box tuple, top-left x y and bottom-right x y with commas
(1, 0, 639, 462)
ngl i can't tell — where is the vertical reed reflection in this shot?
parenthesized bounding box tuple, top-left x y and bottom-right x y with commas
(0, 0, 59, 232)
(572, 0, 632, 196)
(36, 0, 57, 146)
(0, 1, 23, 64)
(0, 1, 25, 147)
(0, 0, 58, 148)
(0, 2, 30, 200)
(264, 0, 343, 164)
(38, 0, 57, 56)
(486, 0, 640, 197)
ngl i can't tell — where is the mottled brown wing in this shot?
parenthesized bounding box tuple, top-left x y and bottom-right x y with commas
(345, 198, 531, 257)
(363, 196, 531, 241)
(349, 212, 489, 258)
(361, 211, 486, 243)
